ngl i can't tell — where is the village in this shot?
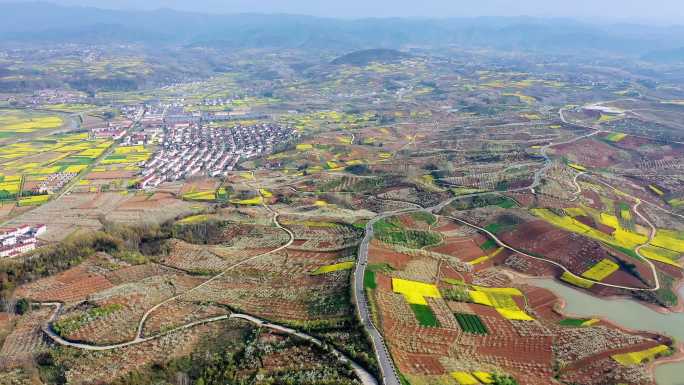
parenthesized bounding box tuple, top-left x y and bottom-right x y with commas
(135, 106, 298, 188)
(0, 8, 684, 384)
(0, 224, 46, 258)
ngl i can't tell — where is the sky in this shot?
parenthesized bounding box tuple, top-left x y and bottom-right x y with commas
(5, 0, 684, 24)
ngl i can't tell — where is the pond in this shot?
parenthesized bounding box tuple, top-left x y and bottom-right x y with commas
(529, 278, 684, 385)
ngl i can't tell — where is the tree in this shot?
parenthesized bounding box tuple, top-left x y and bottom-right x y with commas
(492, 374, 519, 385)
(15, 298, 29, 315)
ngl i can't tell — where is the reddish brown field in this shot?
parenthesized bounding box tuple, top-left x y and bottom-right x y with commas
(505, 191, 535, 208)
(432, 217, 460, 232)
(525, 286, 561, 319)
(553, 138, 623, 168)
(105, 263, 176, 285)
(429, 236, 487, 262)
(575, 215, 614, 234)
(368, 240, 413, 269)
(142, 302, 228, 337)
(0, 307, 51, 366)
(394, 352, 445, 375)
(499, 220, 649, 289)
(397, 214, 417, 229)
(580, 188, 605, 210)
(14, 260, 113, 303)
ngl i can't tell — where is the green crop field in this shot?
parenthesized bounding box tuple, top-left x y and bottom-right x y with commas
(364, 270, 377, 289)
(455, 313, 488, 334)
(410, 304, 439, 327)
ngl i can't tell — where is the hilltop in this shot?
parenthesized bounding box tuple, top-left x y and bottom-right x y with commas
(331, 49, 413, 66)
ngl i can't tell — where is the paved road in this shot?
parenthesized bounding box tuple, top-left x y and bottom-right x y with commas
(38, 185, 377, 385)
(41, 306, 376, 385)
(135, 209, 294, 339)
(37, 106, 677, 384)
(445, 213, 659, 292)
(351, 113, 667, 384)
(560, 106, 684, 146)
(232, 314, 378, 385)
(41, 302, 230, 350)
(354, 209, 417, 385)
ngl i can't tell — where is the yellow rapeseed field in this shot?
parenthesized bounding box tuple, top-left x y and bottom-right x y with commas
(561, 271, 595, 288)
(612, 345, 669, 366)
(392, 278, 441, 305)
(311, 261, 355, 275)
(581, 259, 619, 281)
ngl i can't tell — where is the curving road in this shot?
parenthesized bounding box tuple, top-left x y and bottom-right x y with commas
(352, 114, 672, 384)
(35, 107, 682, 385)
(354, 208, 418, 385)
(38, 197, 377, 385)
(135, 209, 294, 340)
(40, 304, 377, 385)
(445, 213, 659, 292)
(232, 313, 377, 385)
(41, 194, 291, 342)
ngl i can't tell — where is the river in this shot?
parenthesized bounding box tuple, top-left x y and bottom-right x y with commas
(529, 279, 684, 385)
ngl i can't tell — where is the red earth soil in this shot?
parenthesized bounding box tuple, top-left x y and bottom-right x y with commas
(429, 237, 485, 261)
(368, 241, 413, 269)
(553, 138, 622, 168)
(15, 263, 113, 302)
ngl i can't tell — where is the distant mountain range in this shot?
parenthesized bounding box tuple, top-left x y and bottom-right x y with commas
(1, 1, 683, 61)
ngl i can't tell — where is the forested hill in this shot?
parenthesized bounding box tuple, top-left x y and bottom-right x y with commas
(1, 2, 684, 59)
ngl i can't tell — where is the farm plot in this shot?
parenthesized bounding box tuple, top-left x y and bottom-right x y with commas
(14, 259, 114, 303)
(468, 286, 534, 321)
(0, 175, 22, 201)
(161, 239, 241, 273)
(55, 271, 205, 345)
(611, 344, 670, 366)
(374, 217, 442, 249)
(558, 318, 600, 327)
(177, 249, 354, 323)
(57, 322, 221, 385)
(105, 191, 208, 225)
(455, 313, 488, 335)
(581, 259, 619, 281)
(554, 326, 652, 367)
(141, 301, 229, 337)
(551, 138, 628, 169)
(500, 215, 652, 290)
(311, 261, 355, 275)
(282, 218, 363, 250)
(180, 178, 220, 202)
(0, 131, 114, 204)
(530, 206, 683, 271)
(392, 278, 442, 326)
(561, 272, 595, 289)
(0, 307, 52, 365)
(428, 233, 494, 264)
(0, 109, 63, 139)
(81, 145, 152, 191)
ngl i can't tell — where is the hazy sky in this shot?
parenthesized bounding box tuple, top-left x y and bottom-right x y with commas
(7, 0, 684, 23)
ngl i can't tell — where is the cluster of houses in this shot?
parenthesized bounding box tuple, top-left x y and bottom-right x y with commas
(34, 172, 78, 194)
(91, 125, 127, 140)
(89, 115, 136, 140)
(0, 224, 46, 258)
(26, 89, 87, 106)
(139, 123, 297, 188)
